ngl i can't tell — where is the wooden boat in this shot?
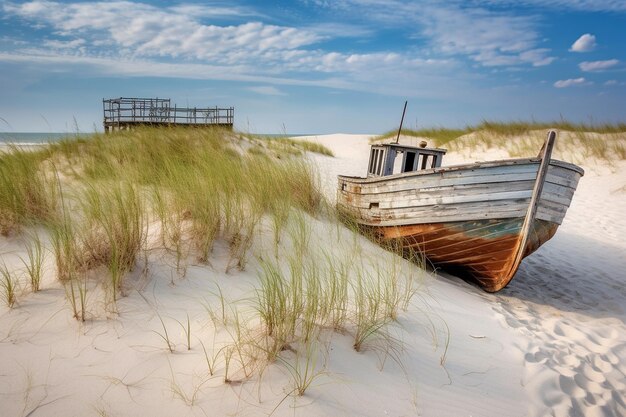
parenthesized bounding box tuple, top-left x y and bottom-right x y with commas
(337, 131, 584, 292)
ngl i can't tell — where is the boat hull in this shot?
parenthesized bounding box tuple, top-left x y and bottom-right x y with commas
(363, 218, 557, 292)
(338, 158, 583, 291)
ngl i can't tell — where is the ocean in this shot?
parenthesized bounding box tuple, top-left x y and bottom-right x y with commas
(0, 132, 74, 144)
(0, 132, 316, 144)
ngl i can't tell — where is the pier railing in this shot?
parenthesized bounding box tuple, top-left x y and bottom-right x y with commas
(103, 97, 234, 132)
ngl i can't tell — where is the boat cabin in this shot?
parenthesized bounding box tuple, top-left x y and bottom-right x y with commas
(367, 142, 447, 177)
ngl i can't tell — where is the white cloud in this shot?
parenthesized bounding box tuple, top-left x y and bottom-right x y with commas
(4, 0, 452, 82)
(248, 86, 287, 96)
(0, 50, 348, 87)
(554, 77, 587, 88)
(570, 34, 596, 52)
(43, 39, 86, 49)
(0, 48, 474, 100)
(579, 59, 619, 72)
(420, 5, 554, 67)
(519, 49, 555, 67)
(3, 1, 323, 65)
(3, 0, 559, 79)
(167, 4, 260, 19)
(304, 1, 555, 68)
(604, 80, 618, 86)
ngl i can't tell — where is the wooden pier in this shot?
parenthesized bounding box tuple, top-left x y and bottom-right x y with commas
(103, 97, 234, 133)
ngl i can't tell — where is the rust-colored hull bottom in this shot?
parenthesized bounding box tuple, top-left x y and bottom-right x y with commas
(365, 218, 558, 292)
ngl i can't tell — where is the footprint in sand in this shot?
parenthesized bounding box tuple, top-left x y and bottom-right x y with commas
(525, 350, 549, 364)
(591, 355, 612, 373)
(553, 321, 586, 340)
(558, 374, 586, 398)
(552, 364, 578, 378)
(554, 350, 580, 368)
(573, 373, 604, 395)
(580, 362, 606, 384)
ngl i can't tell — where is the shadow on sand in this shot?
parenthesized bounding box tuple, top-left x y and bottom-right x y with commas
(434, 230, 626, 323)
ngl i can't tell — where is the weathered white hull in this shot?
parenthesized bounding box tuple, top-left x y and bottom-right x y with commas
(337, 157, 584, 291)
(338, 158, 583, 227)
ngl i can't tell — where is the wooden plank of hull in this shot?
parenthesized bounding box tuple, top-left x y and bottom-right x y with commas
(337, 161, 582, 226)
(367, 218, 558, 292)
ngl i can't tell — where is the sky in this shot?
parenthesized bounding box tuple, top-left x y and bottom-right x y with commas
(0, 0, 625, 134)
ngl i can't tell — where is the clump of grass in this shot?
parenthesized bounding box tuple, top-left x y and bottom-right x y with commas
(351, 263, 392, 352)
(246, 135, 334, 157)
(154, 313, 174, 353)
(63, 272, 89, 322)
(0, 147, 57, 235)
(289, 139, 334, 157)
(200, 338, 223, 376)
(20, 232, 46, 292)
(49, 213, 79, 282)
(81, 182, 146, 301)
(47, 210, 91, 321)
(0, 261, 18, 308)
(253, 212, 421, 365)
(256, 258, 297, 355)
(279, 339, 325, 396)
(319, 250, 349, 332)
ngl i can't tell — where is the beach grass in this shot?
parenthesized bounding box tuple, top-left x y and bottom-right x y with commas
(0, 261, 18, 308)
(20, 231, 45, 292)
(372, 120, 626, 160)
(1, 126, 327, 316)
(278, 339, 325, 396)
(0, 146, 57, 235)
(0, 126, 431, 401)
(244, 134, 334, 157)
(53, 127, 320, 264)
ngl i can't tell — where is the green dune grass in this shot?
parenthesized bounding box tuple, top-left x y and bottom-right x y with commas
(372, 120, 626, 160)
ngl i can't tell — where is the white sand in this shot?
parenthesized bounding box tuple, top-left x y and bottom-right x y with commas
(1, 134, 625, 417)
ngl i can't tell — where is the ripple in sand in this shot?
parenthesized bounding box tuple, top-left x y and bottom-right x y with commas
(580, 362, 606, 384)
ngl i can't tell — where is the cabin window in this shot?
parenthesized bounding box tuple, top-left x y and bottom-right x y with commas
(376, 149, 385, 176)
(370, 150, 375, 174)
(369, 149, 377, 174)
(403, 151, 416, 172)
(367, 149, 378, 174)
(392, 151, 404, 174)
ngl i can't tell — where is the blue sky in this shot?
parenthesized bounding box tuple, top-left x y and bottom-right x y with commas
(1, 0, 625, 134)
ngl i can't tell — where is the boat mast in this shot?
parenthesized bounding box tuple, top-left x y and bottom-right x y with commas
(395, 100, 408, 144)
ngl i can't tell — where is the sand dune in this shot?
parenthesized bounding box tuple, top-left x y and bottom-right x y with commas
(0, 132, 624, 416)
